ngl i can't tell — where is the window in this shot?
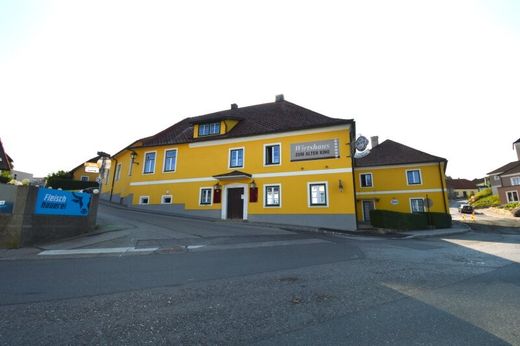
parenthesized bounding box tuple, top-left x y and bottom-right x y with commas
(506, 191, 519, 203)
(511, 177, 520, 186)
(115, 163, 122, 181)
(163, 149, 177, 172)
(80, 176, 89, 182)
(407, 169, 422, 185)
(410, 198, 425, 213)
(309, 182, 328, 207)
(143, 152, 156, 174)
(360, 173, 373, 187)
(265, 144, 281, 165)
(229, 148, 244, 168)
(139, 196, 150, 205)
(200, 188, 212, 205)
(161, 195, 172, 204)
(198, 122, 220, 136)
(494, 176, 500, 181)
(264, 185, 281, 207)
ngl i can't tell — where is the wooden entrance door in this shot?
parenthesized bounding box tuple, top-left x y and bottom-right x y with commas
(362, 200, 375, 222)
(227, 188, 244, 219)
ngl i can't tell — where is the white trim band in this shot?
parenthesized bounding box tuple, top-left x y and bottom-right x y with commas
(354, 162, 440, 171)
(356, 188, 447, 196)
(130, 168, 353, 186)
(253, 168, 352, 179)
(39, 247, 159, 256)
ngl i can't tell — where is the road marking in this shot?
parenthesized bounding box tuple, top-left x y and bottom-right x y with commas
(38, 247, 158, 256)
(187, 238, 329, 251)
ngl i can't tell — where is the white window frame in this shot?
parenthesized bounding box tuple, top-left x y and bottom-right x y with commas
(199, 187, 213, 206)
(161, 195, 173, 204)
(228, 147, 245, 169)
(409, 198, 425, 213)
(139, 196, 150, 205)
(511, 177, 520, 186)
(307, 181, 329, 208)
(506, 190, 519, 203)
(263, 143, 282, 166)
(406, 169, 422, 186)
(115, 163, 122, 181)
(163, 148, 178, 173)
(142, 151, 157, 175)
(359, 173, 373, 188)
(199, 122, 220, 136)
(263, 184, 282, 208)
(80, 176, 89, 182)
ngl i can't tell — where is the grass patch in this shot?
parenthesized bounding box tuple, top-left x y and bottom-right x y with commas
(471, 195, 500, 209)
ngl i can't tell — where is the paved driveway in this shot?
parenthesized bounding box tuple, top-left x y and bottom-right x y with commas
(36, 203, 326, 254)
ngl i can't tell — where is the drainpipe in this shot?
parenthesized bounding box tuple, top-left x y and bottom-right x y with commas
(350, 121, 359, 230)
(438, 161, 448, 213)
(109, 157, 118, 203)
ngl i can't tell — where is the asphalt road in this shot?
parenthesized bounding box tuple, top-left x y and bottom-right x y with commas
(1, 204, 519, 345)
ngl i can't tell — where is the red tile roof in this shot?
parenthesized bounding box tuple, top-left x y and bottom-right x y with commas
(0, 138, 12, 171)
(137, 100, 353, 147)
(446, 178, 477, 190)
(355, 140, 446, 167)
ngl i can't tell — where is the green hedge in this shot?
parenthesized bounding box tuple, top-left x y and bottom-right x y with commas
(45, 178, 98, 191)
(370, 209, 452, 230)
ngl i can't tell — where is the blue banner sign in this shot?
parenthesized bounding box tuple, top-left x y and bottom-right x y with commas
(0, 200, 13, 214)
(34, 188, 91, 216)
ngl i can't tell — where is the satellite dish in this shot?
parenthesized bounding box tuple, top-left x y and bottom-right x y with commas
(355, 136, 369, 151)
(354, 150, 370, 158)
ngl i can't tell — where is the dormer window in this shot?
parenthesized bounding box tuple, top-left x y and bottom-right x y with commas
(199, 122, 220, 136)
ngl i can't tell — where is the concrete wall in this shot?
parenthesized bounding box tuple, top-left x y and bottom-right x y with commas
(0, 184, 18, 203)
(0, 186, 99, 248)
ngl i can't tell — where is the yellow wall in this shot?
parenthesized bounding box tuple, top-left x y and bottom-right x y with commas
(354, 162, 448, 221)
(104, 126, 355, 216)
(71, 167, 98, 182)
(454, 189, 478, 198)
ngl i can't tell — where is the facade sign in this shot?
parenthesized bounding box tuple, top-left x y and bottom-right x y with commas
(290, 139, 339, 162)
(85, 166, 99, 173)
(0, 200, 13, 214)
(34, 188, 91, 216)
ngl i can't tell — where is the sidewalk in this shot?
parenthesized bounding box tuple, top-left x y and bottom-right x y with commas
(355, 221, 470, 239)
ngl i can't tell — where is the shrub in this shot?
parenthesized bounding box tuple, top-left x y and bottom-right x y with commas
(470, 188, 492, 203)
(45, 178, 98, 190)
(369, 209, 452, 230)
(501, 202, 520, 210)
(471, 195, 500, 209)
(0, 171, 11, 184)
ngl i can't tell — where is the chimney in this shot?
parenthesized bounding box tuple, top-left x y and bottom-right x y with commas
(231, 103, 238, 110)
(514, 140, 520, 161)
(371, 136, 379, 148)
(275, 94, 284, 102)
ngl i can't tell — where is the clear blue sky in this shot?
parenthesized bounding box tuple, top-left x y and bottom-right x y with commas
(1, 0, 519, 178)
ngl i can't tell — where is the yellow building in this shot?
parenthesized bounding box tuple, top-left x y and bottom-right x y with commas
(354, 139, 449, 222)
(70, 156, 101, 182)
(102, 96, 358, 230)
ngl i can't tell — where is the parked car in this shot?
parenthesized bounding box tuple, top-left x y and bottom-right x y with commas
(458, 204, 474, 214)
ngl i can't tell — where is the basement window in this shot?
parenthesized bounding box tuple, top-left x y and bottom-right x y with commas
(161, 195, 172, 204)
(139, 196, 150, 205)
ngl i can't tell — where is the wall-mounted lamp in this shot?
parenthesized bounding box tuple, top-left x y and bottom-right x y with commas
(213, 182, 222, 190)
(250, 180, 257, 189)
(130, 150, 139, 164)
(338, 179, 344, 192)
